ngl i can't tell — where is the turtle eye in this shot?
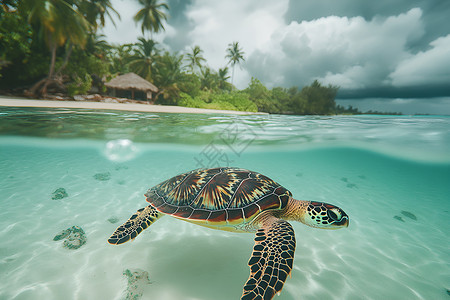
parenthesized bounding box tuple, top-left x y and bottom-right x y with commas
(327, 209, 341, 221)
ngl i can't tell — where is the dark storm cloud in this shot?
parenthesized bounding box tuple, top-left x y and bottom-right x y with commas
(163, 0, 195, 51)
(338, 84, 450, 99)
(247, 8, 423, 85)
(244, 3, 450, 101)
(337, 98, 450, 115)
(285, 0, 450, 49)
(279, 0, 450, 98)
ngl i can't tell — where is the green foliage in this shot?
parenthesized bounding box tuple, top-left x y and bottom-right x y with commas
(134, 0, 169, 36)
(251, 97, 280, 114)
(178, 73, 201, 98)
(217, 67, 232, 91)
(225, 41, 245, 85)
(63, 47, 108, 95)
(271, 87, 292, 113)
(128, 37, 159, 81)
(178, 91, 257, 112)
(246, 78, 269, 99)
(153, 51, 185, 104)
(67, 73, 92, 96)
(178, 92, 236, 111)
(177, 92, 199, 107)
(86, 33, 112, 60)
(23, 0, 89, 49)
(290, 92, 308, 115)
(196, 66, 233, 93)
(203, 101, 237, 111)
(0, 6, 34, 83)
(22, 52, 53, 81)
(200, 67, 219, 92)
(211, 92, 257, 112)
(336, 104, 360, 115)
(107, 43, 134, 74)
(243, 77, 342, 115)
(66, 47, 109, 76)
(245, 77, 279, 113)
(78, 0, 120, 30)
(185, 45, 206, 74)
(0, 8, 31, 63)
(300, 80, 339, 115)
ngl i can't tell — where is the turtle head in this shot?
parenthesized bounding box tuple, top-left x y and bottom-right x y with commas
(292, 200, 349, 229)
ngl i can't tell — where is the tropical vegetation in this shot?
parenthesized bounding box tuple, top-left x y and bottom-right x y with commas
(134, 0, 168, 38)
(225, 41, 245, 86)
(0, 0, 361, 115)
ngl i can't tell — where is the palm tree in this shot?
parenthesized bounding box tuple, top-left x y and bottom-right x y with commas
(134, 0, 169, 38)
(218, 67, 231, 91)
(225, 41, 245, 86)
(153, 51, 185, 103)
(87, 33, 112, 60)
(58, 0, 120, 75)
(108, 43, 135, 74)
(23, 0, 89, 96)
(200, 67, 219, 92)
(185, 45, 206, 74)
(78, 0, 121, 30)
(128, 37, 159, 81)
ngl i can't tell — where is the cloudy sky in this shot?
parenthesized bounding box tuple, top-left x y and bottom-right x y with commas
(102, 0, 450, 114)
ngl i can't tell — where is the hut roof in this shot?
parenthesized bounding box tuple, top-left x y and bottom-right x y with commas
(105, 73, 158, 93)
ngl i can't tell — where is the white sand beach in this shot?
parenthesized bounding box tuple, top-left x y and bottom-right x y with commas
(0, 96, 264, 115)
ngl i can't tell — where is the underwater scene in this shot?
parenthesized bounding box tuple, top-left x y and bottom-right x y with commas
(0, 107, 449, 300)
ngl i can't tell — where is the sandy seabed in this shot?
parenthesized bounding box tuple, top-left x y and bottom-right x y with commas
(0, 142, 449, 300)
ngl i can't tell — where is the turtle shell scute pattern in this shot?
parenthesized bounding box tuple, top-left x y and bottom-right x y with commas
(145, 168, 291, 223)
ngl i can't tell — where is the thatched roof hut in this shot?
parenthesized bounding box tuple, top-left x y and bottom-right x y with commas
(105, 73, 158, 101)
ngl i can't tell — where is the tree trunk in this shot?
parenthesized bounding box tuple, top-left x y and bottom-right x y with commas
(56, 42, 73, 75)
(231, 65, 235, 86)
(41, 43, 58, 97)
(28, 78, 47, 97)
(153, 90, 164, 104)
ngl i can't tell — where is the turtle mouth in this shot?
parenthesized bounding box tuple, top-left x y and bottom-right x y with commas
(333, 216, 349, 227)
(327, 209, 349, 227)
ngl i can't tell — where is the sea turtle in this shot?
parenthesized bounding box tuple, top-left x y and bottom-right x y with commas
(108, 167, 349, 299)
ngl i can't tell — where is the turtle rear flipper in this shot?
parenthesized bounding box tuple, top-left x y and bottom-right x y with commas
(108, 205, 163, 245)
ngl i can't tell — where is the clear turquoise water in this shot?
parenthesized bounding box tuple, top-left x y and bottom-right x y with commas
(0, 107, 449, 300)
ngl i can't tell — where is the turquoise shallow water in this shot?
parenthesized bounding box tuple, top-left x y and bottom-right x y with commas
(0, 107, 449, 300)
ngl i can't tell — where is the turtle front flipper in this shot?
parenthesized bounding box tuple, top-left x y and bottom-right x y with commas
(241, 218, 296, 300)
(108, 205, 163, 245)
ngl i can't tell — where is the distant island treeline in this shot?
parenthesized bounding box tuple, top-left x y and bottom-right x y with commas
(0, 1, 400, 115)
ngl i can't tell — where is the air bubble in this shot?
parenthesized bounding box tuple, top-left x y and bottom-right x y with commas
(104, 139, 138, 162)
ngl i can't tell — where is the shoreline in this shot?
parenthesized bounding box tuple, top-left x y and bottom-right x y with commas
(0, 96, 266, 115)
